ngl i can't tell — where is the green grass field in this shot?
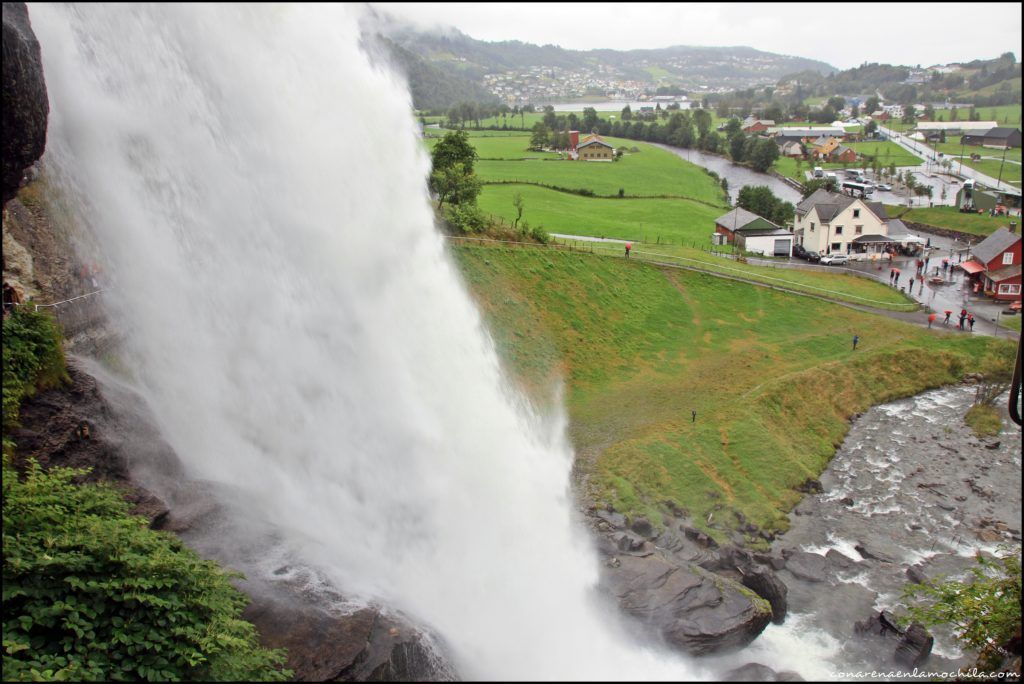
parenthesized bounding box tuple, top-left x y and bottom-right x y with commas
(478, 184, 723, 242)
(889, 205, 1020, 237)
(474, 137, 729, 204)
(424, 133, 561, 159)
(452, 244, 1011, 543)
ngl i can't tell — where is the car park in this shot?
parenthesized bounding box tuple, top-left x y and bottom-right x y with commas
(820, 253, 849, 266)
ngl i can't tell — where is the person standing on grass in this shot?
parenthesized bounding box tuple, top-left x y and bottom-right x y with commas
(852, 334, 859, 351)
(625, 242, 632, 259)
(691, 409, 697, 423)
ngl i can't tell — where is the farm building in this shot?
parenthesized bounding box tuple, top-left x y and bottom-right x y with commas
(576, 134, 614, 161)
(713, 207, 793, 256)
(960, 127, 1021, 149)
(959, 225, 1022, 301)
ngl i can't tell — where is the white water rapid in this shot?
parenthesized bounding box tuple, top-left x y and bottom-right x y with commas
(31, 4, 703, 680)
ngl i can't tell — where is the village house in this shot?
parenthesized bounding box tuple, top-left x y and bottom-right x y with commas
(713, 207, 793, 256)
(793, 189, 903, 256)
(742, 116, 775, 133)
(576, 134, 614, 161)
(958, 225, 1022, 301)
(778, 140, 805, 158)
(768, 127, 846, 143)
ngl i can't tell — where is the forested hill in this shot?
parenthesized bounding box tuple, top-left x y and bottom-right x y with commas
(362, 14, 835, 110)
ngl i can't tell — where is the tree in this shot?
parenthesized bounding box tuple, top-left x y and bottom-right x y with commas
(802, 177, 837, 197)
(430, 163, 480, 210)
(865, 96, 880, 115)
(542, 106, 558, 130)
(621, 104, 633, 121)
(923, 104, 935, 121)
(729, 132, 747, 162)
(582, 107, 599, 132)
(529, 122, 550, 151)
(827, 96, 846, 113)
(724, 118, 742, 138)
(864, 120, 878, 137)
(512, 192, 524, 229)
(750, 138, 780, 173)
(950, 105, 959, 121)
(693, 108, 712, 137)
(430, 130, 477, 175)
(737, 185, 792, 225)
(902, 547, 1021, 670)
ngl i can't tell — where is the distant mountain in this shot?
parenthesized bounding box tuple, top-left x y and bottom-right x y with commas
(360, 12, 836, 110)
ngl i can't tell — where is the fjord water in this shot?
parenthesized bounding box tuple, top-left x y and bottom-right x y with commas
(31, 4, 699, 679)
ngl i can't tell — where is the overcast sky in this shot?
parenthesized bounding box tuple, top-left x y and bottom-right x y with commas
(374, 2, 1022, 70)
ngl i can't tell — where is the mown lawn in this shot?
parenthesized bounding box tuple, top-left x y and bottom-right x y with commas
(478, 184, 723, 243)
(424, 133, 561, 159)
(452, 245, 1012, 545)
(889, 205, 1019, 237)
(475, 138, 729, 204)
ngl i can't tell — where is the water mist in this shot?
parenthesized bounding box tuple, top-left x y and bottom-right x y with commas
(31, 4, 704, 680)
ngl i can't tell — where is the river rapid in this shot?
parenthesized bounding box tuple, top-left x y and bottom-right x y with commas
(734, 384, 1021, 680)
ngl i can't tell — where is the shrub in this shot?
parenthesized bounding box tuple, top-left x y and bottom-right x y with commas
(3, 307, 67, 430)
(444, 202, 489, 234)
(2, 458, 292, 682)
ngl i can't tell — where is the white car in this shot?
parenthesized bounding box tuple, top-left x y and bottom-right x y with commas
(875, 183, 892, 191)
(820, 254, 849, 266)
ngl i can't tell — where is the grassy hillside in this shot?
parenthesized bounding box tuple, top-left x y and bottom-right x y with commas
(886, 204, 1019, 238)
(452, 244, 1012, 545)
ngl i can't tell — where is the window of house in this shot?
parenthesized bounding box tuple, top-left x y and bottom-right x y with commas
(835, 226, 843, 235)
(855, 225, 863, 235)
(810, 222, 815, 232)
(1003, 252, 1015, 265)
(853, 209, 860, 218)
(998, 284, 1021, 295)
(831, 242, 842, 251)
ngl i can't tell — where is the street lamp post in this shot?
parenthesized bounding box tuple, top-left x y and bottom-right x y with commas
(997, 145, 1008, 188)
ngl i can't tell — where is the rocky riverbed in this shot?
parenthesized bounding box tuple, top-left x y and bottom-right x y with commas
(724, 384, 1021, 680)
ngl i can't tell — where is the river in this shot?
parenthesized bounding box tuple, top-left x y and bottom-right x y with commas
(652, 143, 804, 204)
(733, 385, 1021, 679)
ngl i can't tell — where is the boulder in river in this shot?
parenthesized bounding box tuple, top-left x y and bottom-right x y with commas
(894, 622, 934, 668)
(723, 662, 804, 681)
(740, 566, 788, 625)
(782, 551, 827, 583)
(603, 553, 772, 656)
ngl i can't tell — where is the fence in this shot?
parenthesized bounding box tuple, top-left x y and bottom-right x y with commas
(28, 289, 107, 338)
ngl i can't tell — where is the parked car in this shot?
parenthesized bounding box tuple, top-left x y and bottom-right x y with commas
(820, 253, 849, 266)
(805, 251, 821, 263)
(875, 183, 892, 191)
(793, 243, 807, 258)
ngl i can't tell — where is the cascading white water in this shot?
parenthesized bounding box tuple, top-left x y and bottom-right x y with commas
(31, 4, 703, 680)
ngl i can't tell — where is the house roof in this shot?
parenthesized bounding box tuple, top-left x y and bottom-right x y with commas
(714, 207, 779, 232)
(739, 228, 793, 237)
(832, 145, 853, 156)
(769, 127, 844, 138)
(959, 260, 986, 274)
(986, 264, 1022, 282)
(797, 189, 888, 224)
(852, 234, 893, 243)
(577, 135, 613, 149)
(972, 227, 1022, 265)
(980, 127, 1020, 139)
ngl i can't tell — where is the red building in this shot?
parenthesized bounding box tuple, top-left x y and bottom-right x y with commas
(960, 225, 1022, 301)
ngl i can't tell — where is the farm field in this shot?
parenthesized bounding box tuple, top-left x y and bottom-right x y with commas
(424, 133, 561, 159)
(474, 137, 729, 204)
(887, 205, 1020, 238)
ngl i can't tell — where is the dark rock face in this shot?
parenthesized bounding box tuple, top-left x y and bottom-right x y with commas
(9, 360, 172, 523)
(242, 598, 453, 682)
(2, 2, 49, 206)
(741, 567, 788, 625)
(895, 623, 934, 668)
(604, 553, 771, 656)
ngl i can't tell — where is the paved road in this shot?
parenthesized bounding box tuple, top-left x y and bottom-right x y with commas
(878, 124, 1020, 195)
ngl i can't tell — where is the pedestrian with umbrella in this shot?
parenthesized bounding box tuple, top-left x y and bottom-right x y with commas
(943, 310, 952, 325)
(928, 313, 937, 328)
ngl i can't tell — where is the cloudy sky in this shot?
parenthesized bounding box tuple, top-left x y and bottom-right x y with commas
(374, 2, 1022, 70)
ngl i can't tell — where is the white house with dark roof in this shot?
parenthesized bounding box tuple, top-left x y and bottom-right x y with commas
(713, 207, 793, 256)
(793, 189, 895, 256)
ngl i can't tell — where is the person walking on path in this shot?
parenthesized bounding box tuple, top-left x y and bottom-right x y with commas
(928, 313, 937, 328)
(691, 409, 696, 423)
(894, 270, 900, 287)
(908, 278, 914, 295)
(943, 310, 952, 325)
(968, 313, 975, 332)
(889, 268, 895, 284)
(959, 312, 967, 330)
(625, 242, 632, 258)
(852, 334, 859, 351)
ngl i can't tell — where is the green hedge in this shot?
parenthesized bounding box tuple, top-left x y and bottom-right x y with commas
(2, 458, 292, 681)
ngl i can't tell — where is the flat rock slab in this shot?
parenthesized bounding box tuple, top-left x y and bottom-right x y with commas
(783, 551, 828, 583)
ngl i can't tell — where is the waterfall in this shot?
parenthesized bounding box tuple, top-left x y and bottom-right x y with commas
(31, 4, 701, 680)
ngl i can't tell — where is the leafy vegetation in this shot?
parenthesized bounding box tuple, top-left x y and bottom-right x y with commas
(901, 547, 1022, 669)
(2, 458, 292, 682)
(3, 307, 68, 431)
